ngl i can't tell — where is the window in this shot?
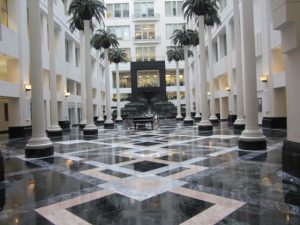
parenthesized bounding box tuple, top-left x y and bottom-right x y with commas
(134, 2, 154, 18)
(107, 26, 130, 41)
(165, 1, 183, 17)
(165, 70, 184, 86)
(137, 70, 160, 88)
(136, 47, 155, 61)
(135, 24, 155, 40)
(166, 23, 185, 39)
(113, 72, 131, 88)
(65, 39, 70, 62)
(106, 3, 129, 18)
(1, 0, 8, 27)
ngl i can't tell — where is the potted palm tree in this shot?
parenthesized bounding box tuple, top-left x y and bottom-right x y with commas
(167, 46, 192, 121)
(91, 29, 119, 128)
(68, 0, 105, 135)
(183, 0, 219, 131)
(205, 9, 221, 124)
(109, 48, 128, 123)
(171, 25, 195, 125)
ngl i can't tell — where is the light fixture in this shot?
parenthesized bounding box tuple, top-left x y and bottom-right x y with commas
(65, 92, 70, 97)
(24, 84, 32, 91)
(225, 86, 231, 91)
(207, 91, 211, 96)
(259, 74, 268, 82)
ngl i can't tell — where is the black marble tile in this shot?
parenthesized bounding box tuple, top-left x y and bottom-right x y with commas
(122, 161, 168, 172)
(157, 167, 189, 177)
(100, 169, 131, 178)
(0, 211, 54, 225)
(4, 158, 41, 175)
(216, 204, 300, 225)
(134, 142, 162, 147)
(136, 150, 158, 155)
(157, 153, 200, 162)
(67, 192, 213, 225)
(0, 169, 94, 211)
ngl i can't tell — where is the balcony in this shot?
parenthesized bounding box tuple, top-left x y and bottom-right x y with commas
(132, 14, 160, 21)
(133, 36, 161, 44)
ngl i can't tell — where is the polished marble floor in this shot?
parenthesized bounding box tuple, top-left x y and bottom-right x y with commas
(0, 120, 299, 224)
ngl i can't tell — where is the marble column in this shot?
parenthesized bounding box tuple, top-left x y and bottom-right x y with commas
(104, 48, 114, 128)
(233, 0, 246, 130)
(198, 16, 212, 131)
(207, 26, 218, 123)
(238, 0, 266, 150)
(83, 20, 98, 135)
(115, 63, 122, 122)
(175, 61, 183, 120)
(193, 46, 201, 121)
(183, 45, 193, 125)
(79, 31, 87, 128)
(225, 22, 236, 123)
(270, 0, 300, 177)
(47, 0, 62, 137)
(25, 0, 53, 158)
(96, 51, 104, 125)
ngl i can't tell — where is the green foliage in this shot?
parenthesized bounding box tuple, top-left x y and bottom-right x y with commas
(171, 25, 196, 47)
(91, 29, 119, 50)
(167, 46, 193, 62)
(109, 48, 128, 64)
(182, 0, 219, 20)
(68, 0, 106, 21)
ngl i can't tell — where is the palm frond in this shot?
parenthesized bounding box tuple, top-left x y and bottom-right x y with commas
(109, 48, 128, 64)
(166, 46, 193, 62)
(182, 0, 219, 21)
(171, 25, 195, 47)
(91, 29, 119, 50)
(68, 0, 106, 22)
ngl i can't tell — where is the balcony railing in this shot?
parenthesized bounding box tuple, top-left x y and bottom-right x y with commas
(133, 36, 161, 43)
(132, 14, 160, 21)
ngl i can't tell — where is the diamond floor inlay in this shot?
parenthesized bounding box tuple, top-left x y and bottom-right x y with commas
(0, 120, 296, 225)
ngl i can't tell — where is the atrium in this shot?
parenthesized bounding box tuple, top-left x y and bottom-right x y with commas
(0, 0, 300, 224)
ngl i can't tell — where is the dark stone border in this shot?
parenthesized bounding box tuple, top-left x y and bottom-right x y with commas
(58, 121, 70, 129)
(115, 119, 123, 123)
(209, 119, 219, 125)
(25, 146, 54, 158)
(9, 126, 32, 139)
(283, 140, 300, 178)
(83, 129, 98, 136)
(262, 117, 287, 129)
(238, 139, 267, 150)
(79, 124, 86, 129)
(176, 117, 184, 121)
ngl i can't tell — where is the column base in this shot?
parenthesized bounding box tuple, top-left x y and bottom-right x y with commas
(238, 139, 267, 150)
(209, 119, 219, 125)
(46, 129, 63, 137)
(58, 121, 70, 129)
(198, 124, 213, 131)
(228, 114, 237, 123)
(9, 126, 32, 139)
(234, 123, 246, 130)
(83, 128, 98, 135)
(104, 122, 115, 129)
(115, 118, 123, 123)
(282, 140, 300, 178)
(95, 120, 104, 126)
(262, 117, 287, 129)
(176, 115, 184, 121)
(183, 118, 194, 126)
(194, 116, 202, 122)
(25, 137, 54, 158)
